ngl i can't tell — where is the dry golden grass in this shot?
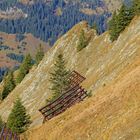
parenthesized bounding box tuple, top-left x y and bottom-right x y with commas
(22, 62, 140, 140)
(0, 16, 140, 140)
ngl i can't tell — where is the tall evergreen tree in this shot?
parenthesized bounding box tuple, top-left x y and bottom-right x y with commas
(1, 71, 15, 100)
(117, 4, 133, 33)
(35, 44, 44, 65)
(77, 30, 87, 52)
(109, 11, 119, 41)
(109, 4, 134, 41)
(7, 98, 31, 134)
(16, 54, 32, 84)
(50, 54, 70, 100)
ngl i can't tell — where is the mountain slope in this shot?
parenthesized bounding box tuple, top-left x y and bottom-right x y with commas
(22, 61, 140, 140)
(0, 15, 140, 139)
(21, 15, 140, 139)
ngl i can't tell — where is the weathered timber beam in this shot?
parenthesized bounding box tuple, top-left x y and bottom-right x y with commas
(39, 84, 81, 112)
(41, 85, 82, 114)
(44, 87, 85, 118)
(46, 90, 87, 120)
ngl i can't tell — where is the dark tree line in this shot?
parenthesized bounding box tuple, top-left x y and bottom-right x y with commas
(6, 53, 24, 63)
(0, 0, 110, 45)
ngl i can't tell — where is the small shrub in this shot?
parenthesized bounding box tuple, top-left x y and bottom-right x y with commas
(87, 90, 92, 98)
(77, 30, 88, 52)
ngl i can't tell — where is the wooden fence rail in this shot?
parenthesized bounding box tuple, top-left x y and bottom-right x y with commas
(39, 71, 87, 123)
(39, 84, 81, 113)
(43, 87, 87, 118)
(0, 125, 20, 140)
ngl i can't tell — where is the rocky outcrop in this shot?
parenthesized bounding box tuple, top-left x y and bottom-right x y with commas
(0, 16, 140, 140)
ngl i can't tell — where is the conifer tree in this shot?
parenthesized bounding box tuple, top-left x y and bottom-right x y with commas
(133, 0, 140, 15)
(35, 44, 44, 65)
(50, 54, 70, 100)
(1, 71, 15, 100)
(77, 30, 87, 51)
(16, 54, 32, 84)
(109, 11, 119, 41)
(117, 4, 133, 33)
(7, 98, 31, 134)
(109, 4, 134, 41)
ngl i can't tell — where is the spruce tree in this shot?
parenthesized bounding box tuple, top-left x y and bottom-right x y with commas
(35, 44, 44, 65)
(1, 71, 15, 100)
(77, 30, 87, 52)
(109, 11, 119, 41)
(7, 98, 31, 134)
(109, 4, 134, 42)
(117, 4, 134, 35)
(133, 0, 140, 15)
(16, 54, 32, 84)
(117, 4, 133, 33)
(50, 54, 70, 100)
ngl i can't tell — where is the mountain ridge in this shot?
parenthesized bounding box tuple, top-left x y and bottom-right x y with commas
(20, 16, 140, 139)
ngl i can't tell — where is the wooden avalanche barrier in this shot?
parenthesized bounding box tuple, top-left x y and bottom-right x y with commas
(39, 71, 87, 123)
(0, 125, 20, 140)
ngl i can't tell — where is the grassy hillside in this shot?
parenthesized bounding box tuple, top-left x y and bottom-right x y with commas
(21, 16, 140, 139)
(22, 61, 140, 140)
(0, 15, 140, 139)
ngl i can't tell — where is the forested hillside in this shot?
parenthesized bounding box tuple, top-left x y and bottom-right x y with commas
(0, 32, 49, 81)
(0, 0, 127, 45)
